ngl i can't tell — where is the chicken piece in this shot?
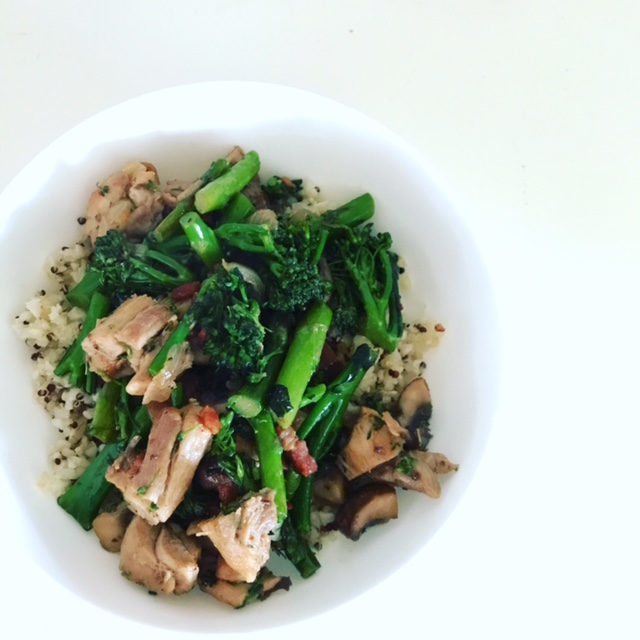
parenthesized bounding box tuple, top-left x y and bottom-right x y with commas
(119, 516, 200, 595)
(370, 451, 459, 499)
(155, 525, 201, 594)
(142, 342, 193, 405)
(92, 501, 132, 552)
(106, 404, 215, 524)
(188, 489, 277, 583)
(337, 407, 408, 480)
(85, 161, 165, 245)
(82, 295, 175, 379)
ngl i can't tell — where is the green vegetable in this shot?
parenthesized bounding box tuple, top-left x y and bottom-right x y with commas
(89, 380, 127, 443)
(249, 410, 287, 522)
(54, 291, 110, 393)
(149, 267, 267, 381)
(67, 230, 194, 310)
(179, 211, 222, 269)
(276, 517, 321, 579)
(292, 343, 377, 535)
(327, 222, 403, 352)
(195, 151, 260, 214)
(57, 403, 152, 530)
(228, 321, 290, 419)
(216, 220, 330, 314)
(150, 157, 230, 243)
(269, 301, 333, 431)
(56, 443, 123, 531)
(218, 193, 256, 224)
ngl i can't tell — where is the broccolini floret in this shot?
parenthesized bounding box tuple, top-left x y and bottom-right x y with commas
(149, 266, 268, 382)
(67, 229, 195, 309)
(326, 222, 403, 352)
(215, 221, 331, 314)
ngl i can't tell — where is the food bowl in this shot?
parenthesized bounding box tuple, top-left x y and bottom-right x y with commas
(0, 82, 500, 632)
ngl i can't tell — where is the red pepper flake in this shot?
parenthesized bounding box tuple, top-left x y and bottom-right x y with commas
(199, 405, 222, 435)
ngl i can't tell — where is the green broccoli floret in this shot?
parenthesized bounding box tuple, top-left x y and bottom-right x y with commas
(67, 230, 195, 309)
(326, 223, 403, 353)
(197, 268, 267, 379)
(149, 266, 268, 383)
(215, 221, 330, 314)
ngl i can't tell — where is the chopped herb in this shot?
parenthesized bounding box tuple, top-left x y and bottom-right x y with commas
(397, 455, 417, 477)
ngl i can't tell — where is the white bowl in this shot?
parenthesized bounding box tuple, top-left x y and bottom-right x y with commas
(0, 82, 500, 632)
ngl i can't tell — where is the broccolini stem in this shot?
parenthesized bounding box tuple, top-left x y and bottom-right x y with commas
(278, 516, 321, 579)
(57, 403, 152, 530)
(54, 292, 110, 392)
(179, 211, 223, 269)
(147, 315, 192, 378)
(150, 157, 230, 243)
(292, 344, 378, 535)
(249, 410, 288, 523)
(218, 193, 256, 224)
(195, 151, 260, 214)
(66, 268, 102, 311)
(57, 441, 124, 531)
(322, 192, 375, 228)
(269, 301, 333, 431)
(89, 380, 122, 444)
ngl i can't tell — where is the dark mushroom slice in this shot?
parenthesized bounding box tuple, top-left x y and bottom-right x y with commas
(312, 464, 348, 507)
(370, 451, 459, 499)
(396, 377, 433, 450)
(335, 483, 399, 541)
(200, 569, 292, 609)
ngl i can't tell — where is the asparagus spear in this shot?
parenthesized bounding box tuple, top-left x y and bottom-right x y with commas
(195, 151, 261, 214)
(268, 301, 333, 431)
(150, 157, 230, 243)
(249, 410, 288, 523)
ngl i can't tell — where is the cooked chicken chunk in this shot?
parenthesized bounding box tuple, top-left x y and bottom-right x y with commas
(82, 295, 175, 379)
(126, 341, 193, 405)
(337, 407, 408, 480)
(188, 489, 277, 583)
(106, 404, 216, 524)
(119, 516, 200, 595)
(85, 162, 165, 245)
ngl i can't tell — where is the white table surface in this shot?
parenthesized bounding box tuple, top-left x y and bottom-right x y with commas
(2, 2, 638, 638)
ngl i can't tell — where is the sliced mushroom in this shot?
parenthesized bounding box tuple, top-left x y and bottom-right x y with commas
(92, 501, 132, 552)
(396, 377, 433, 450)
(312, 465, 347, 507)
(335, 483, 399, 541)
(200, 569, 292, 609)
(370, 451, 458, 499)
(337, 407, 408, 480)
